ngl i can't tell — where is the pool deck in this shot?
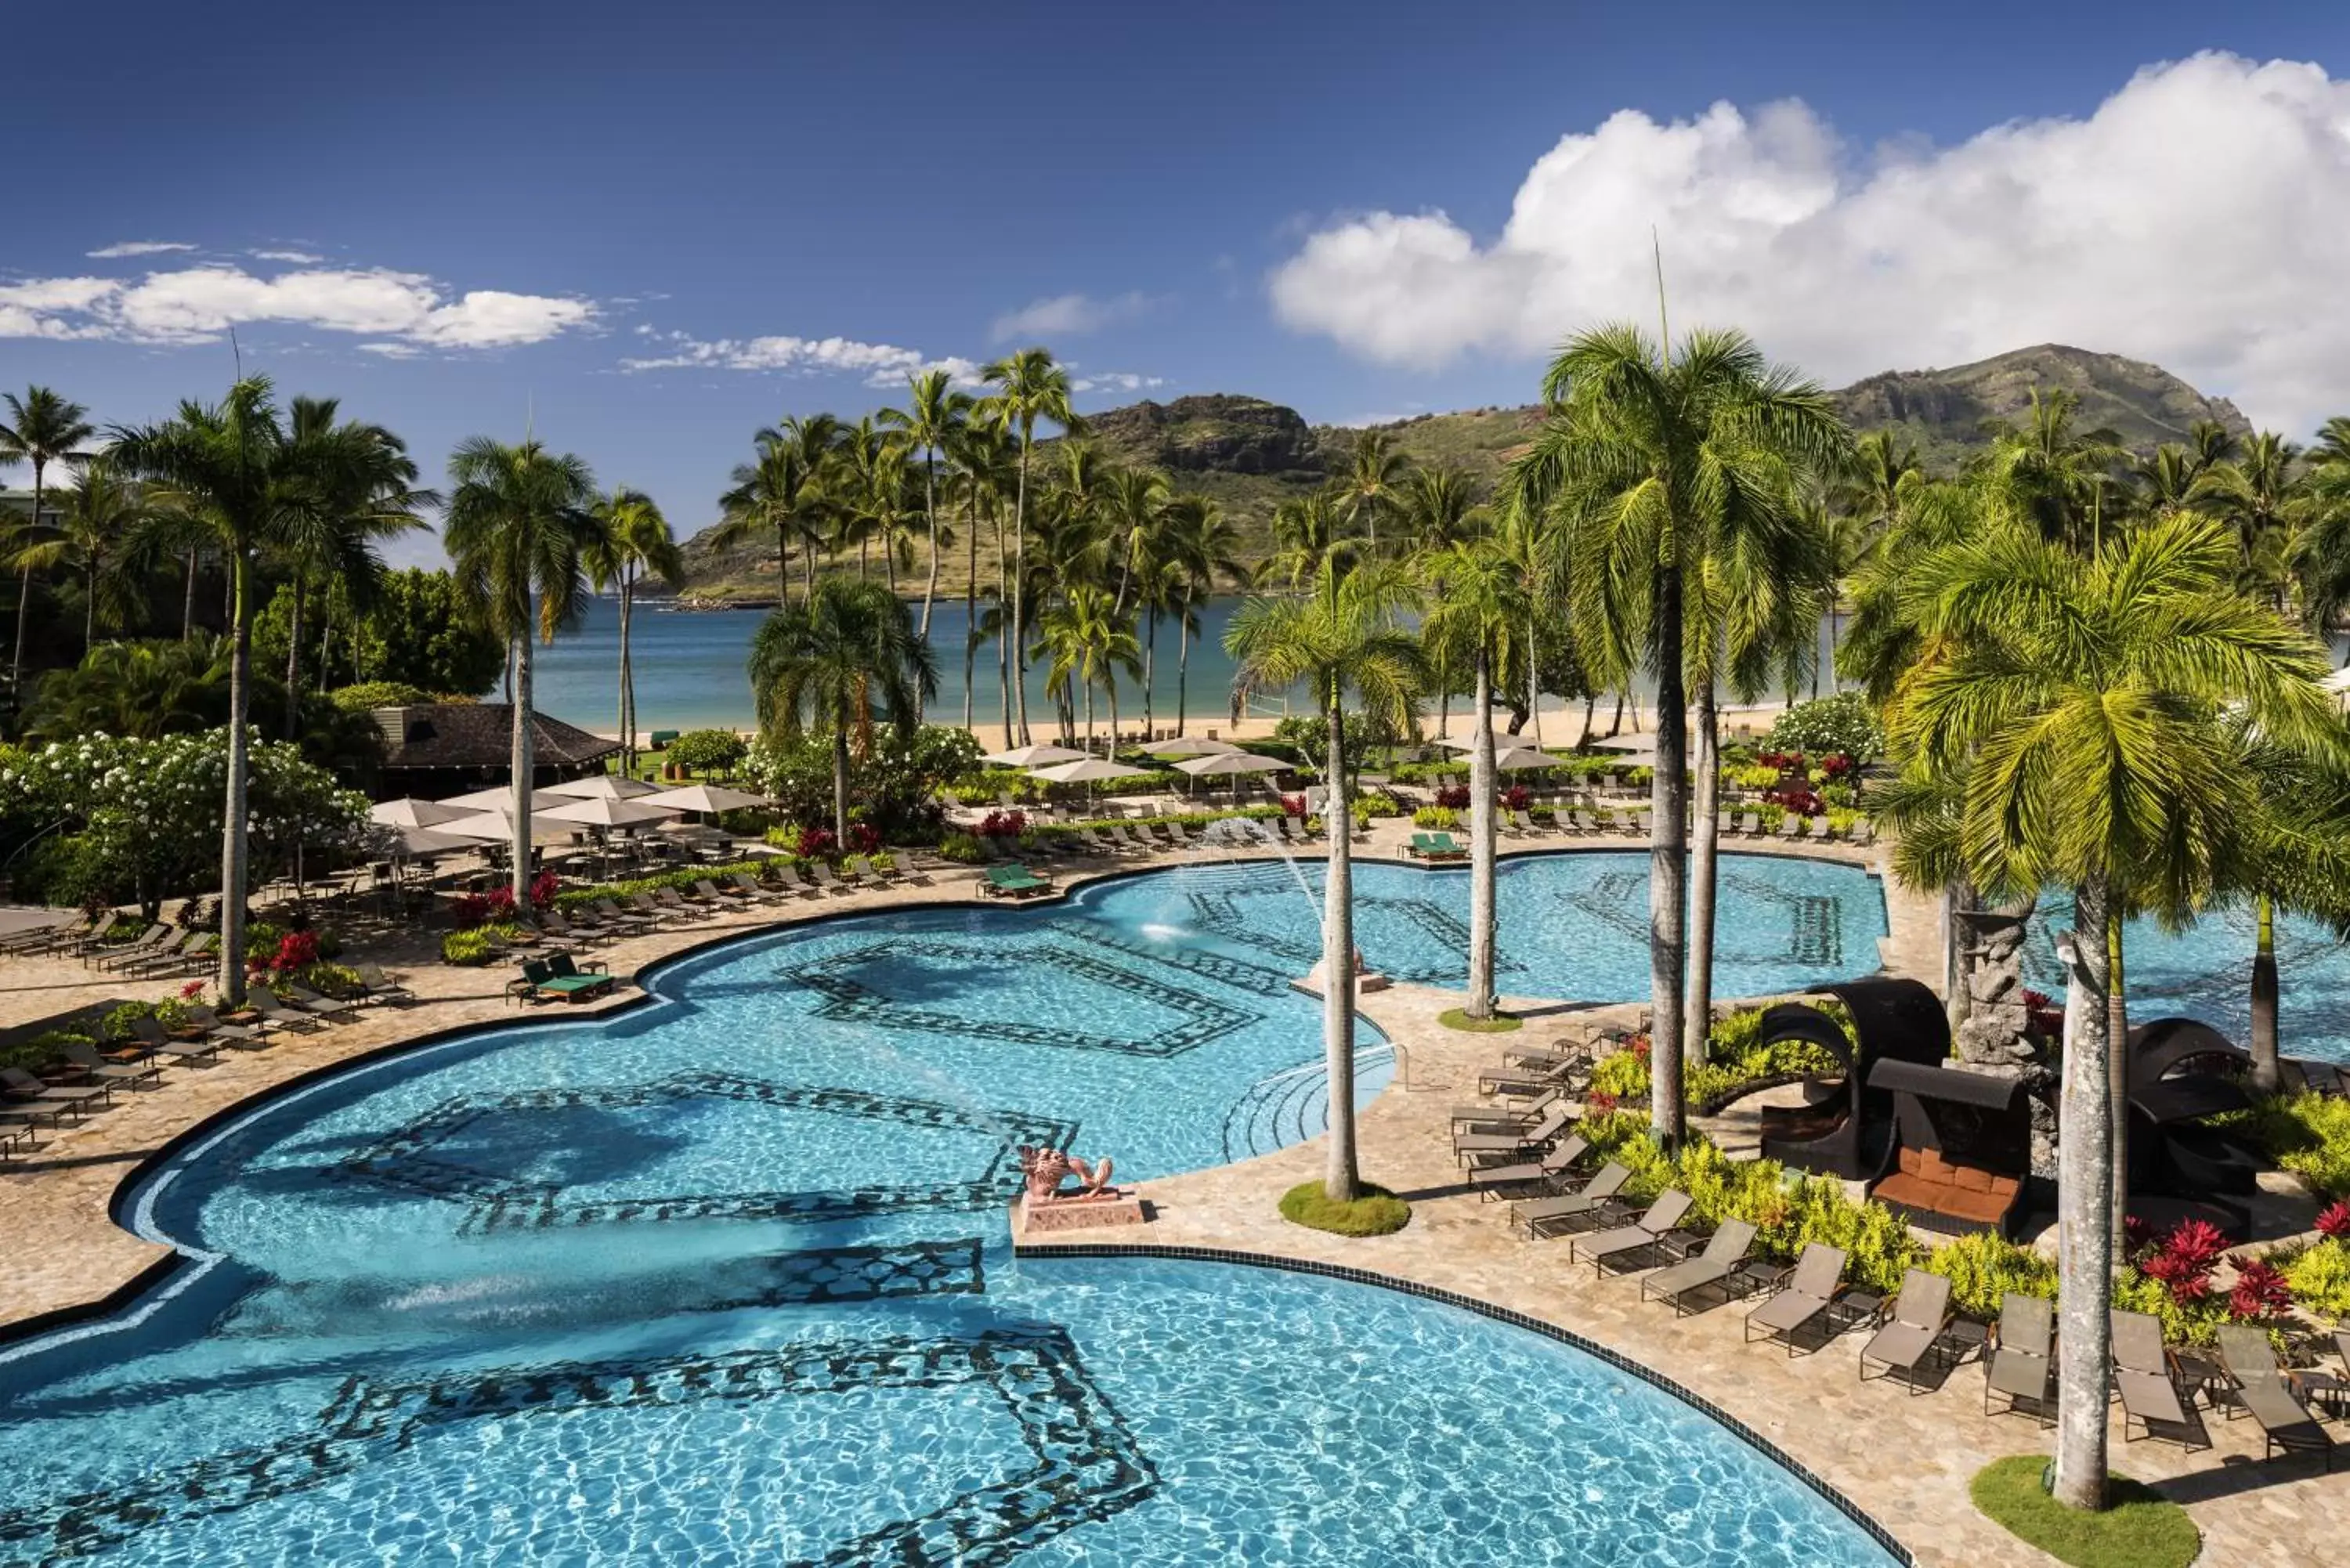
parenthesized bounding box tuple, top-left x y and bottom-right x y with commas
(0, 826, 2333, 1566)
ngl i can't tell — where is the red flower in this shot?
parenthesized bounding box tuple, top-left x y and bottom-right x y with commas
(2317, 1201, 2350, 1241)
(528, 870, 561, 911)
(1502, 785, 1531, 811)
(179, 979, 205, 999)
(2122, 1214, 2155, 1256)
(2226, 1257, 2294, 1321)
(2161, 1219, 2230, 1272)
(1280, 793, 1307, 819)
(846, 822, 882, 854)
(796, 826, 840, 858)
(274, 930, 320, 971)
(974, 811, 1025, 840)
(1434, 785, 1471, 810)
(1587, 1089, 1618, 1114)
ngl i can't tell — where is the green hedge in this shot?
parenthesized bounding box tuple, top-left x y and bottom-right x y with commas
(550, 859, 771, 913)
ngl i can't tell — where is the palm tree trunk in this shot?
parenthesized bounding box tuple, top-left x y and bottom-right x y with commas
(963, 486, 978, 733)
(1683, 674, 1721, 1068)
(217, 547, 255, 1006)
(831, 725, 851, 843)
(1012, 431, 1032, 745)
(1578, 694, 1597, 748)
(284, 575, 305, 739)
(2108, 921, 2131, 1238)
(9, 460, 45, 688)
(82, 559, 97, 652)
(1466, 640, 1498, 1020)
(318, 584, 335, 691)
(511, 623, 537, 907)
(1647, 565, 1689, 1147)
(1142, 612, 1156, 739)
(618, 568, 636, 772)
(995, 508, 1013, 750)
(1176, 609, 1191, 736)
(800, 537, 815, 601)
(1321, 695, 1361, 1201)
(2251, 893, 2280, 1093)
(2051, 873, 2115, 1513)
(183, 547, 199, 640)
(1526, 608, 1543, 749)
(1085, 683, 1096, 754)
(920, 450, 940, 641)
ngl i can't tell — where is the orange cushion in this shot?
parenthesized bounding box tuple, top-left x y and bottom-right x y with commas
(1917, 1148, 1951, 1180)
(1987, 1175, 2020, 1198)
(1944, 1187, 2011, 1223)
(1872, 1172, 1935, 1209)
(1898, 1147, 1924, 1176)
(1949, 1164, 1992, 1193)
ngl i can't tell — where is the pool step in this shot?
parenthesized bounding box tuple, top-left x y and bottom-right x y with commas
(1219, 1043, 1397, 1164)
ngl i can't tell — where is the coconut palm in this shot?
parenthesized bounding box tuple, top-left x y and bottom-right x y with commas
(2189, 432, 2301, 612)
(1161, 493, 1247, 735)
(1101, 465, 1172, 617)
(1338, 428, 1409, 555)
(584, 486, 684, 773)
(2290, 423, 2350, 641)
(1506, 326, 1847, 1135)
(1036, 584, 1141, 755)
(1227, 556, 1425, 1201)
(1889, 510, 2335, 1513)
(878, 369, 971, 641)
(1976, 388, 2128, 551)
(748, 576, 936, 841)
(1832, 430, 1921, 542)
(713, 414, 840, 601)
(2, 387, 96, 689)
(2218, 724, 2350, 1092)
(1267, 490, 1362, 587)
(834, 416, 914, 589)
(948, 414, 1014, 734)
(1418, 537, 1525, 1018)
(982, 349, 1078, 746)
(6, 455, 155, 651)
(443, 437, 602, 902)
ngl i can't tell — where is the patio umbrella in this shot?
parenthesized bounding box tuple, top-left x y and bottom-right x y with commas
(370, 797, 471, 829)
(1142, 735, 1238, 760)
(544, 773, 663, 800)
(389, 826, 476, 858)
(438, 786, 570, 812)
(981, 742, 1088, 767)
(1494, 746, 1568, 771)
(433, 809, 574, 846)
(540, 797, 680, 829)
(1029, 755, 1153, 808)
(642, 783, 772, 815)
(1174, 750, 1288, 804)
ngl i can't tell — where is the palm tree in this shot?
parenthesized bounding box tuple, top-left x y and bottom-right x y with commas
(835, 416, 914, 590)
(584, 486, 683, 773)
(1338, 428, 1409, 555)
(7, 455, 154, 651)
(2, 387, 96, 689)
(1036, 584, 1140, 755)
(2190, 431, 2301, 612)
(1889, 511, 2335, 1513)
(1507, 326, 1847, 1129)
(982, 349, 1077, 745)
(1161, 493, 1246, 735)
(1267, 490, 1362, 587)
(1419, 537, 1524, 1018)
(2290, 421, 2350, 642)
(110, 378, 360, 1002)
(748, 576, 936, 840)
(948, 415, 1014, 733)
(713, 414, 840, 601)
(268, 398, 428, 735)
(443, 437, 602, 903)
(879, 369, 971, 642)
(1227, 556, 1425, 1201)
(1976, 388, 2127, 551)
(2221, 724, 2350, 1092)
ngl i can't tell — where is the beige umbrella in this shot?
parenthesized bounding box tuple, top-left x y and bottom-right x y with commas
(1029, 755, 1153, 808)
(544, 773, 663, 801)
(434, 809, 574, 846)
(1142, 735, 1239, 759)
(371, 797, 471, 829)
(540, 797, 680, 829)
(1174, 750, 1288, 804)
(982, 742, 1088, 767)
(1494, 746, 1568, 771)
(439, 785, 569, 812)
(642, 783, 772, 814)
(389, 825, 476, 858)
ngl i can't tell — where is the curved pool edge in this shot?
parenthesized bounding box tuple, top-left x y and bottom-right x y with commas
(1018, 1240, 1915, 1567)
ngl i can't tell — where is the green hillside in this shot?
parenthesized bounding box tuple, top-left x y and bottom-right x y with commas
(675, 344, 2247, 601)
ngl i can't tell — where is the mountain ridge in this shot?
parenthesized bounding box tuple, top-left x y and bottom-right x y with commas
(677, 343, 2250, 599)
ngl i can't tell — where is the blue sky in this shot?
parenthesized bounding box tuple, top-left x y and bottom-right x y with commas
(6, 1, 2348, 562)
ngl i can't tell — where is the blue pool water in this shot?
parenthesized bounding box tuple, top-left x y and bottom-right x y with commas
(0, 862, 1899, 1566)
(2023, 896, 2350, 1065)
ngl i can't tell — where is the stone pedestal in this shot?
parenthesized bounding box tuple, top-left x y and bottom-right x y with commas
(1014, 1193, 1151, 1234)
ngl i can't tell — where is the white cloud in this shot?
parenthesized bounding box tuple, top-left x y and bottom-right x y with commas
(85, 240, 196, 258)
(0, 261, 596, 352)
(251, 248, 324, 263)
(989, 290, 1155, 343)
(1270, 52, 2350, 434)
(356, 341, 423, 359)
(1069, 371, 1166, 396)
(620, 331, 985, 388)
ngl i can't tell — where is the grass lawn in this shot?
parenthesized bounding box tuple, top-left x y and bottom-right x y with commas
(1278, 1180, 1412, 1237)
(1437, 1006, 1523, 1033)
(1969, 1456, 2199, 1568)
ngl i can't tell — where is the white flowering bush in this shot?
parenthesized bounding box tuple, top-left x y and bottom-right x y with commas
(0, 728, 367, 916)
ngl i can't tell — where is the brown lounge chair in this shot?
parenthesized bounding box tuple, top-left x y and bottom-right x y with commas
(1983, 1292, 2056, 1426)
(1744, 1244, 1849, 1353)
(1453, 1107, 1571, 1168)
(184, 1005, 270, 1048)
(1466, 1134, 1588, 1200)
(62, 1041, 162, 1092)
(1571, 1189, 1694, 1275)
(128, 1014, 223, 1065)
(1641, 1219, 1760, 1314)
(2110, 1309, 2206, 1449)
(243, 989, 326, 1032)
(2217, 1324, 2337, 1471)
(1858, 1270, 1954, 1393)
(1451, 1088, 1571, 1134)
(1509, 1162, 1632, 1240)
(2, 1066, 110, 1118)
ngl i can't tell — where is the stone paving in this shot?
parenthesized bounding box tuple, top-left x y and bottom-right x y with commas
(0, 823, 2337, 1566)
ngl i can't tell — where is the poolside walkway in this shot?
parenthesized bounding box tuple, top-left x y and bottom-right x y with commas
(0, 826, 2331, 1566)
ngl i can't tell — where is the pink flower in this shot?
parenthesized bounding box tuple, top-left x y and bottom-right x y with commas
(2316, 1201, 2350, 1241)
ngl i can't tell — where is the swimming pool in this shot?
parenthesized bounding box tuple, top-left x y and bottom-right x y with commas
(0, 860, 1900, 1566)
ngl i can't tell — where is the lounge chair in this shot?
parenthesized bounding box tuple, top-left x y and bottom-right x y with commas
(1850, 818, 1875, 847)
(538, 909, 606, 946)
(696, 877, 749, 903)
(1453, 1106, 1571, 1167)
(1571, 1189, 1695, 1275)
(121, 929, 207, 977)
(1983, 1293, 2057, 1426)
(244, 988, 326, 1032)
(804, 862, 852, 894)
(352, 963, 416, 1005)
(92, 924, 173, 971)
(1567, 809, 1595, 833)
(2110, 1309, 2206, 1449)
(1466, 1134, 1590, 1200)
(728, 871, 787, 903)
(1744, 1244, 1849, 1353)
(127, 1014, 222, 1065)
(2, 1066, 109, 1118)
(1738, 811, 1760, 836)
(1774, 814, 1800, 840)
(2217, 1324, 2337, 1470)
(1641, 1219, 1760, 1314)
(63, 1041, 163, 1091)
(1509, 1162, 1632, 1239)
(982, 863, 1054, 901)
(1808, 816, 1832, 840)
(184, 1005, 270, 1049)
(765, 865, 821, 899)
(279, 980, 359, 1021)
(0, 912, 87, 955)
(1454, 1086, 1570, 1130)
(511, 954, 615, 1006)
(654, 886, 712, 916)
(1858, 1270, 1955, 1392)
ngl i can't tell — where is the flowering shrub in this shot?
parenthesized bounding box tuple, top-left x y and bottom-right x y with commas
(796, 826, 840, 858)
(1762, 784, 1824, 818)
(1817, 753, 1856, 781)
(2020, 988, 2065, 1038)
(1280, 793, 1307, 818)
(1434, 785, 1472, 810)
(1501, 785, 1531, 811)
(974, 811, 1025, 840)
(179, 978, 207, 1000)
(2139, 1219, 2228, 1304)
(2318, 1201, 2350, 1240)
(2229, 1256, 2294, 1319)
(844, 822, 882, 854)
